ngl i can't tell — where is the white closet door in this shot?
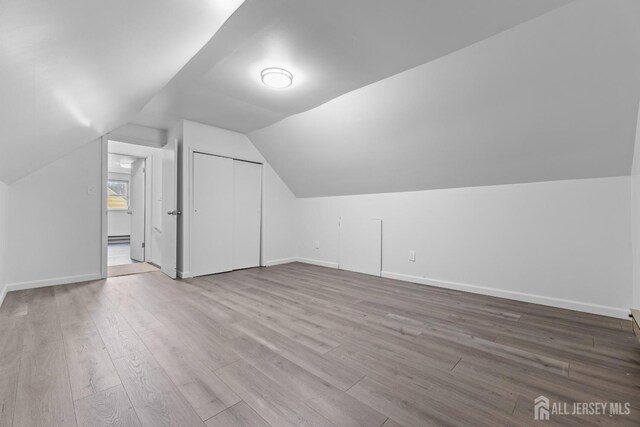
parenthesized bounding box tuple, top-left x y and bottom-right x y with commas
(233, 160, 262, 270)
(192, 153, 233, 276)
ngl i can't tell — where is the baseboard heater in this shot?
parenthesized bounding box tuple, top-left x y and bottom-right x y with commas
(108, 235, 131, 244)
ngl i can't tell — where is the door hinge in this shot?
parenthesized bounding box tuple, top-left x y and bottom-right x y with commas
(142, 242, 145, 248)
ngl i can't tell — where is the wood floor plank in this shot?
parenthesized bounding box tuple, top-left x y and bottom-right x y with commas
(151, 307, 239, 371)
(0, 316, 24, 426)
(91, 311, 146, 360)
(13, 340, 76, 427)
(205, 402, 270, 427)
(348, 375, 515, 427)
(0, 290, 28, 317)
(22, 288, 63, 348)
(230, 335, 386, 427)
(64, 333, 122, 401)
(231, 320, 363, 391)
(216, 360, 335, 427)
(326, 344, 516, 415)
(113, 350, 205, 427)
(1, 263, 639, 426)
(74, 385, 141, 427)
(138, 326, 241, 421)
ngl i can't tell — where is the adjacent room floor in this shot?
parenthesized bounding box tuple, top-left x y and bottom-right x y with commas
(0, 263, 638, 426)
(107, 241, 159, 277)
(107, 242, 136, 266)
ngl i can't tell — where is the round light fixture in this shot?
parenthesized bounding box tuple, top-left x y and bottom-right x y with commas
(261, 67, 293, 88)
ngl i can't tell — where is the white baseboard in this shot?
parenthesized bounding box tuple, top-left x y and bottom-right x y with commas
(6, 273, 103, 293)
(265, 258, 297, 267)
(381, 271, 629, 320)
(177, 270, 192, 279)
(295, 258, 339, 269)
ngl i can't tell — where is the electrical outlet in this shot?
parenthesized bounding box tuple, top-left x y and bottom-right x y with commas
(408, 250, 416, 262)
(314, 240, 320, 249)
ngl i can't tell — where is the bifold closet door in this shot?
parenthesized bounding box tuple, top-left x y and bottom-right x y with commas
(233, 160, 262, 269)
(192, 153, 233, 276)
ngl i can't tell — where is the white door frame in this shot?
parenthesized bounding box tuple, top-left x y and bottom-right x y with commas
(101, 137, 108, 279)
(129, 158, 146, 262)
(100, 137, 155, 278)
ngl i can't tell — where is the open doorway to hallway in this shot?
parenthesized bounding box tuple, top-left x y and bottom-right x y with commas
(107, 152, 145, 265)
(105, 140, 162, 277)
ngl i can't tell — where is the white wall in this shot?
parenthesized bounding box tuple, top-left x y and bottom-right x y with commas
(178, 120, 296, 276)
(108, 141, 163, 266)
(0, 181, 9, 305)
(7, 140, 103, 289)
(631, 107, 640, 310)
(295, 176, 632, 318)
(108, 123, 167, 148)
(264, 164, 296, 265)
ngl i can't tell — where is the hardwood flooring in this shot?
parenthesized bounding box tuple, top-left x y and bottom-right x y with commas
(108, 263, 159, 278)
(0, 262, 638, 426)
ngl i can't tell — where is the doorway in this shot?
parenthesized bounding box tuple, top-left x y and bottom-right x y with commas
(103, 139, 164, 278)
(107, 153, 146, 266)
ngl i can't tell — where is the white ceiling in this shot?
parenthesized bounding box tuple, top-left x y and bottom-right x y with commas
(107, 153, 137, 175)
(4, 0, 639, 199)
(0, 0, 244, 183)
(249, 0, 640, 197)
(134, 0, 570, 133)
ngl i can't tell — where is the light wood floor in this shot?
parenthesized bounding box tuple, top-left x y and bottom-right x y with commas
(0, 263, 638, 426)
(108, 262, 159, 278)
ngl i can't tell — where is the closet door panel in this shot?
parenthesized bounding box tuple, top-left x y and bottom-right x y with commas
(192, 153, 234, 276)
(233, 160, 262, 270)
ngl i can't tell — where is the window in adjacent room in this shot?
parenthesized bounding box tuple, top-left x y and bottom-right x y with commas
(107, 179, 129, 210)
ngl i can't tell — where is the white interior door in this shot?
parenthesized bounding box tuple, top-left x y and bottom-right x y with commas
(339, 218, 382, 276)
(129, 158, 145, 262)
(192, 153, 234, 276)
(161, 138, 178, 278)
(233, 160, 262, 270)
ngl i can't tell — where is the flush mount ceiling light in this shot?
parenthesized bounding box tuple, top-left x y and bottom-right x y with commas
(261, 67, 293, 88)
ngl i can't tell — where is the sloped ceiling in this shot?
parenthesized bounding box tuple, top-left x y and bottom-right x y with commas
(134, 0, 569, 133)
(0, 0, 244, 183)
(4, 0, 637, 199)
(249, 0, 640, 197)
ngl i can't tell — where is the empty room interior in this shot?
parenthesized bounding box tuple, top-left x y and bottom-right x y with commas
(1, 1, 640, 426)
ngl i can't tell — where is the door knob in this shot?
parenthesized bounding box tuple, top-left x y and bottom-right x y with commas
(167, 210, 182, 216)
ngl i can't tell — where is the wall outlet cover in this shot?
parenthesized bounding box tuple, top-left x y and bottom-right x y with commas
(409, 250, 416, 262)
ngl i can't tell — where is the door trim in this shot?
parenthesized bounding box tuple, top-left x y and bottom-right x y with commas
(100, 137, 108, 279)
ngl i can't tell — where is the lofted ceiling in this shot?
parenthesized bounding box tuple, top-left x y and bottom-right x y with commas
(4, 0, 639, 199)
(134, 0, 570, 133)
(249, 0, 640, 197)
(0, 0, 244, 183)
